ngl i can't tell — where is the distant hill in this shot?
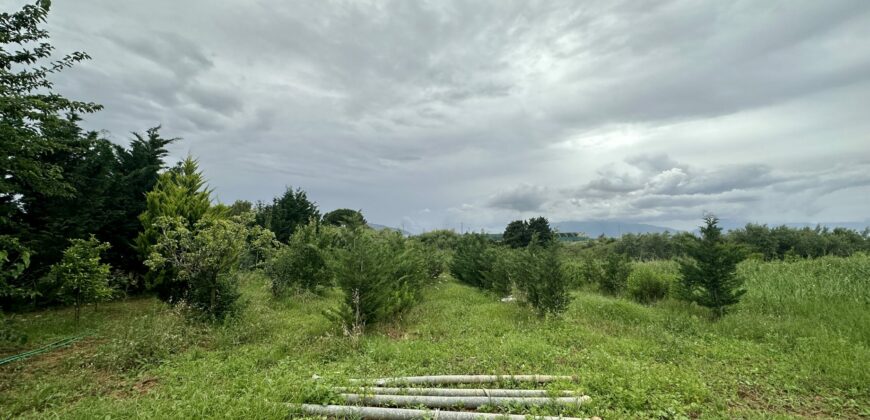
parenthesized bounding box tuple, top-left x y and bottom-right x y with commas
(552, 220, 680, 237)
(367, 223, 410, 235)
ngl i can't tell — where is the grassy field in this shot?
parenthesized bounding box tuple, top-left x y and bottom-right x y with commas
(1, 255, 868, 419)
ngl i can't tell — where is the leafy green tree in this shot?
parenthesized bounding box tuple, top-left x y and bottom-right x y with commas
(502, 217, 554, 248)
(259, 187, 319, 243)
(600, 251, 632, 295)
(0, 236, 31, 299)
(1, 0, 101, 302)
(678, 215, 747, 318)
(481, 246, 515, 296)
(237, 212, 279, 270)
(17, 131, 116, 289)
(322, 208, 366, 229)
(48, 236, 113, 321)
(137, 156, 214, 301)
(228, 200, 253, 216)
(415, 229, 460, 251)
(144, 216, 246, 321)
(527, 217, 554, 244)
(502, 220, 530, 248)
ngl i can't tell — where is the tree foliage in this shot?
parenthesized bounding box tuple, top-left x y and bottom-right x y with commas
(256, 187, 319, 243)
(47, 236, 112, 321)
(102, 128, 176, 274)
(450, 233, 495, 289)
(678, 215, 747, 318)
(501, 217, 554, 248)
(137, 157, 214, 301)
(1, 0, 100, 304)
(322, 208, 366, 229)
(627, 264, 674, 304)
(502, 220, 530, 248)
(266, 220, 331, 296)
(326, 228, 428, 334)
(144, 216, 247, 321)
(513, 238, 571, 315)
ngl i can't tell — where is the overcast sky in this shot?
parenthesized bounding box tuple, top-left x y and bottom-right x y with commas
(29, 0, 870, 232)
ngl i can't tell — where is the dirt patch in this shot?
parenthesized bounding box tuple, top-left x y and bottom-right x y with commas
(732, 384, 859, 419)
(133, 376, 159, 395)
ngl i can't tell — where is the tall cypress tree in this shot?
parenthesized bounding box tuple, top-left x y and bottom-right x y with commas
(100, 128, 176, 275)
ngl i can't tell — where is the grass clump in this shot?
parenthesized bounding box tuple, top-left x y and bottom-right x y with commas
(627, 262, 676, 304)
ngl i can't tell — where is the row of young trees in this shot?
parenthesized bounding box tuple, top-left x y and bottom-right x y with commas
(571, 216, 747, 318)
(590, 224, 870, 262)
(469, 215, 750, 319)
(451, 220, 572, 316)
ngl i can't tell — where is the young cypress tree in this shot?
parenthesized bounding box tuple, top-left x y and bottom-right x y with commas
(136, 156, 213, 302)
(678, 215, 746, 319)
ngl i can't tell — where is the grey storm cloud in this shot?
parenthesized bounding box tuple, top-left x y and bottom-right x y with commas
(21, 0, 870, 232)
(493, 156, 870, 226)
(487, 184, 550, 212)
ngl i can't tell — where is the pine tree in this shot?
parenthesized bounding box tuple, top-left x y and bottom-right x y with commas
(678, 215, 747, 318)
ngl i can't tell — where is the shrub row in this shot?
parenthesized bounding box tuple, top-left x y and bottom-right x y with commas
(450, 234, 572, 316)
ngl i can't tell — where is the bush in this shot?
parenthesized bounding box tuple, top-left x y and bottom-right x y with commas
(593, 251, 631, 295)
(560, 260, 586, 289)
(514, 240, 571, 315)
(145, 216, 247, 321)
(482, 246, 515, 296)
(266, 221, 331, 296)
(420, 245, 449, 280)
(327, 229, 427, 334)
(241, 221, 280, 270)
(627, 263, 675, 304)
(47, 236, 113, 321)
(450, 233, 495, 289)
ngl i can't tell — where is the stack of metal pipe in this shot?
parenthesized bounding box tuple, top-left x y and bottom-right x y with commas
(294, 375, 596, 419)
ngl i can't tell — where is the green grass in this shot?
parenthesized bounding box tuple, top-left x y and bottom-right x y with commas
(2, 256, 869, 419)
